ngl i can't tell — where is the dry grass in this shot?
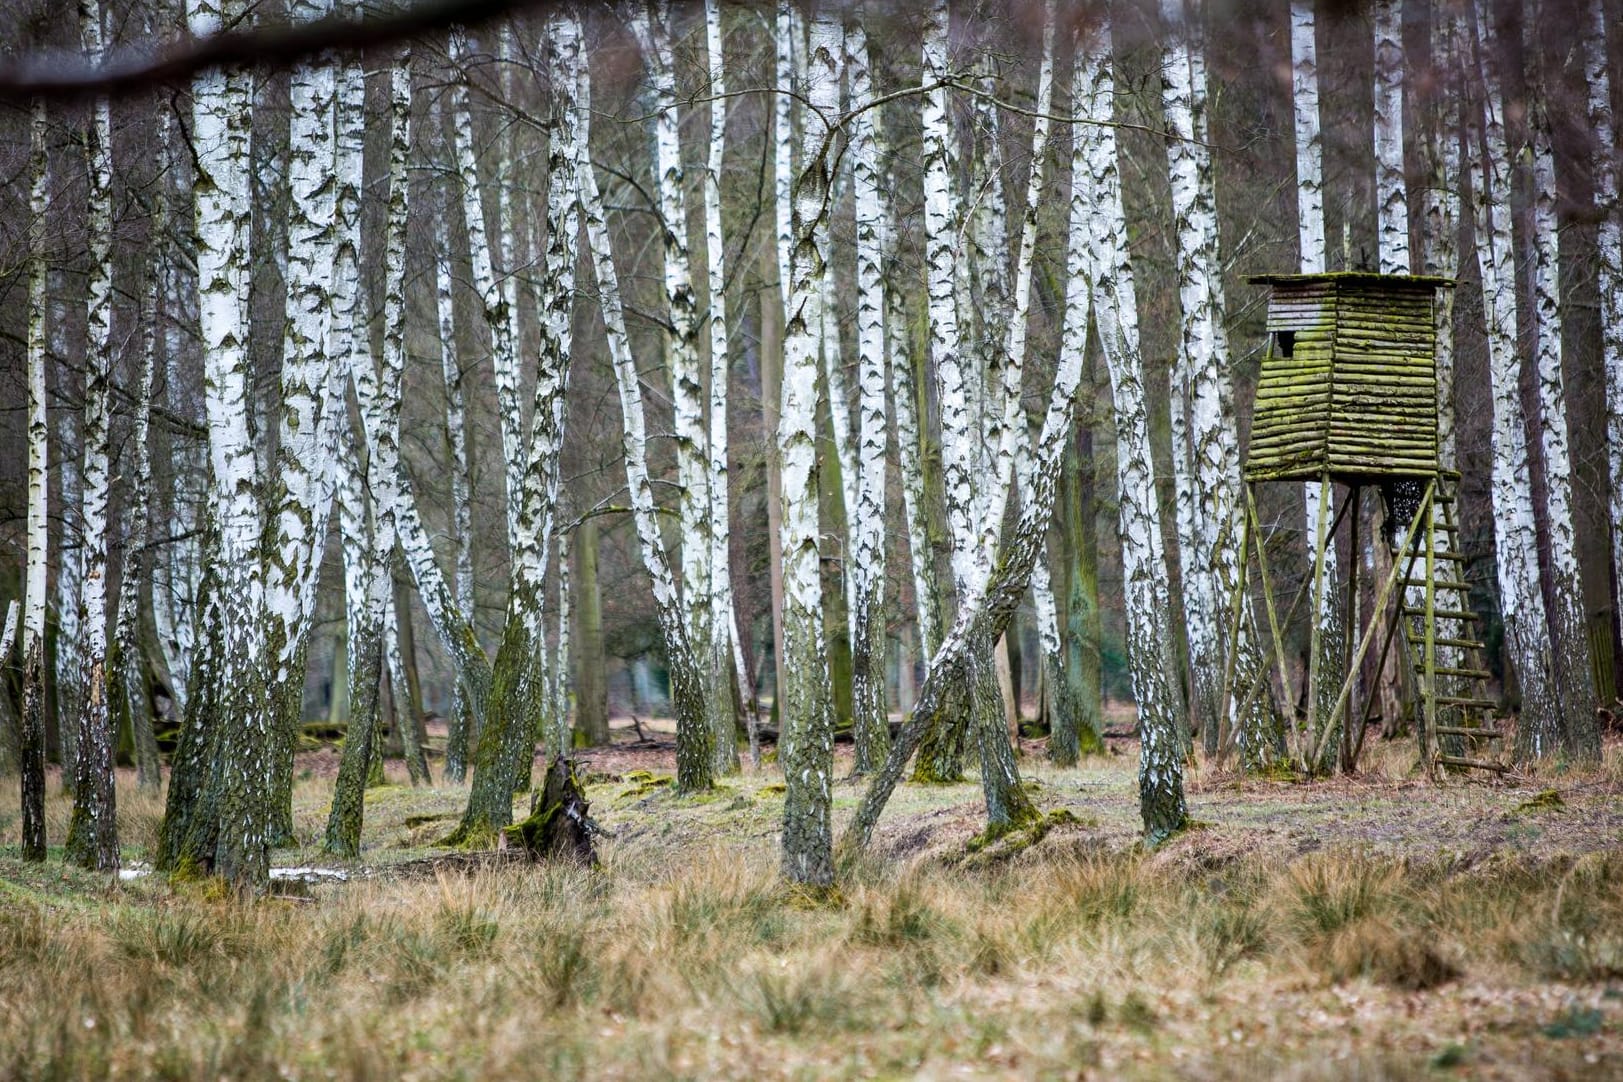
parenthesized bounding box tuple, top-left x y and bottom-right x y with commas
(0, 736, 1621, 1079)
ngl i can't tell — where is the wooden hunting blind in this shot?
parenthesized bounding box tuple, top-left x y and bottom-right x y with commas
(1222, 272, 1505, 779)
(1245, 273, 1454, 483)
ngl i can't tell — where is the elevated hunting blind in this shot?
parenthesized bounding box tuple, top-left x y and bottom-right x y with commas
(1223, 272, 1505, 780)
(1246, 272, 1453, 483)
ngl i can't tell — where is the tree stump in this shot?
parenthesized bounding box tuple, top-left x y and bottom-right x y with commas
(501, 757, 599, 865)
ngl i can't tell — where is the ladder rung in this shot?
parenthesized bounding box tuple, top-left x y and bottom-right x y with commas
(1436, 695, 1500, 708)
(1403, 609, 1481, 623)
(1435, 755, 1509, 772)
(1413, 665, 1494, 679)
(1433, 551, 1469, 562)
(1404, 633, 1486, 650)
(1402, 578, 1472, 591)
(1432, 726, 1503, 738)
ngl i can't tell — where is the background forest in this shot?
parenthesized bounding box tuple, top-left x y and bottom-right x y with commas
(0, 0, 1618, 894)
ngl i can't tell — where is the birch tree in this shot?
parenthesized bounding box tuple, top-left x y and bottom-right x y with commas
(578, 25, 714, 793)
(1287, 0, 1347, 765)
(266, 0, 339, 841)
(779, 11, 840, 886)
(1526, 45, 1600, 760)
(703, 0, 742, 774)
(327, 49, 413, 857)
(1373, 0, 1408, 274)
(913, 0, 979, 782)
(1077, 15, 1187, 839)
(172, 0, 272, 889)
(19, 99, 48, 864)
(847, 14, 890, 774)
(1463, 4, 1561, 760)
(1160, 0, 1269, 762)
(64, 0, 118, 872)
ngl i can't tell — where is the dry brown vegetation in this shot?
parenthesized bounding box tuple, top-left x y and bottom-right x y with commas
(2, 729, 1622, 1080)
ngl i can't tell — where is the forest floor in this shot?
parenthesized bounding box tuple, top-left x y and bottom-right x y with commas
(2, 714, 1622, 1080)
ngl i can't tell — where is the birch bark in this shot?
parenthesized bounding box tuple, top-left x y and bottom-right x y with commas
(634, 0, 722, 778)
(327, 50, 413, 856)
(1465, 6, 1562, 760)
(847, 14, 890, 774)
(1373, 0, 1409, 274)
(179, 0, 272, 890)
(1161, 0, 1267, 763)
(1528, 88, 1601, 759)
(20, 99, 48, 862)
(578, 43, 713, 792)
(779, 12, 840, 886)
(914, 0, 977, 782)
(1078, 17, 1187, 839)
(266, 0, 338, 842)
(65, 0, 119, 872)
(704, 0, 741, 774)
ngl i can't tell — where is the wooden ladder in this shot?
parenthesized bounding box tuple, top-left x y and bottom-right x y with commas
(1398, 473, 1506, 775)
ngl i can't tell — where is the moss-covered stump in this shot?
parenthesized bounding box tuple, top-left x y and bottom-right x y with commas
(501, 757, 599, 866)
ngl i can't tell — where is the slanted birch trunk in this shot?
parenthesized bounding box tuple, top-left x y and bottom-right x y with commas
(578, 40, 712, 793)
(1160, 0, 1268, 764)
(65, 0, 118, 872)
(20, 99, 48, 863)
(1077, 17, 1187, 839)
(634, 1, 722, 783)
(1464, 6, 1561, 761)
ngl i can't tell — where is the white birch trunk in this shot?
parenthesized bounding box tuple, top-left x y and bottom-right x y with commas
(65, 0, 119, 871)
(1373, 0, 1409, 274)
(704, 0, 743, 772)
(448, 29, 524, 548)
(1160, 0, 1220, 738)
(1529, 94, 1601, 755)
(847, 15, 891, 773)
(188, 0, 270, 888)
(1291, 1, 1326, 275)
(774, 0, 798, 315)
(265, 0, 338, 836)
(577, 47, 713, 790)
(922, 0, 978, 600)
(121, 112, 166, 791)
(1161, 0, 1262, 758)
(20, 98, 49, 861)
(1077, 19, 1186, 835)
(1465, 6, 1562, 760)
(777, 13, 841, 884)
